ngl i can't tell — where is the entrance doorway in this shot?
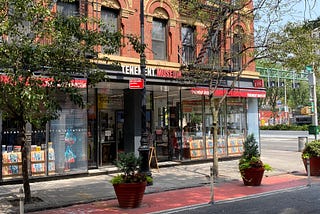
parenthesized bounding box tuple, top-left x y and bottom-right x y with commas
(99, 110, 116, 165)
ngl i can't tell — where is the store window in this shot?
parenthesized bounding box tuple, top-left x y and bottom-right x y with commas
(49, 93, 88, 174)
(180, 95, 247, 160)
(100, 7, 120, 54)
(181, 25, 195, 65)
(57, 0, 79, 17)
(152, 18, 167, 60)
(1, 91, 87, 180)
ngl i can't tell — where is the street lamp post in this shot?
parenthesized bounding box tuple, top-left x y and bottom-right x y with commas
(308, 67, 318, 140)
(138, 0, 152, 181)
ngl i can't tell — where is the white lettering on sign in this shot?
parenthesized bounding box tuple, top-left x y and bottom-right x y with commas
(121, 65, 156, 77)
(121, 65, 182, 79)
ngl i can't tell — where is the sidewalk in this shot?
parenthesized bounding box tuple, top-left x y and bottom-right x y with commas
(28, 173, 314, 214)
(0, 158, 314, 214)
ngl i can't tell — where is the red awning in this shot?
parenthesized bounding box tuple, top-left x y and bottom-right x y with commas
(191, 87, 266, 98)
(0, 75, 87, 88)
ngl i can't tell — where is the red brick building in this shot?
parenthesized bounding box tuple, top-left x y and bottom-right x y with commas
(1, 0, 266, 180)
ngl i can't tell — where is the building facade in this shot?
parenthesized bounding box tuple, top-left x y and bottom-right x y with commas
(1, 0, 265, 181)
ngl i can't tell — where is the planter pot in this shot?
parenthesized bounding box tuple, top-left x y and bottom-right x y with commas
(303, 157, 320, 176)
(113, 182, 147, 208)
(241, 167, 265, 186)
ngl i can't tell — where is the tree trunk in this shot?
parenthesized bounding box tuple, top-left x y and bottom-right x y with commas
(212, 107, 219, 177)
(19, 122, 32, 203)
(210, 98, 219, 178)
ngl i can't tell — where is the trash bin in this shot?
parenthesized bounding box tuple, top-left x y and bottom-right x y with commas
(298, 137, 308, 152)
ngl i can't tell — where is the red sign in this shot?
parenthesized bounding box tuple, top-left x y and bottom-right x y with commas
(191, 87, 266, 98)
(129, 78, 144, 89)
(253, 79, 264, 88)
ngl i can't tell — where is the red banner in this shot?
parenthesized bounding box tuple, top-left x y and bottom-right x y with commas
(0, 75, 87, 88)
(191, 87, 266, 98)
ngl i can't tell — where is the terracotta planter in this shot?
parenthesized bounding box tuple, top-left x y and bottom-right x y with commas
(241, 167, 265, 186)
(113, 182, 147, 208)
(303, 157, 320, 176)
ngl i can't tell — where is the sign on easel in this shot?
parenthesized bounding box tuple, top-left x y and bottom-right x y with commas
(149, 147, 159, 172)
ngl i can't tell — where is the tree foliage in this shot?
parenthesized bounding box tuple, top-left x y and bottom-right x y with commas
(266, 21, 320, 73)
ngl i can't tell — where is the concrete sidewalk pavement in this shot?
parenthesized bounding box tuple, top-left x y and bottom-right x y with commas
(28, 173, 316, 214)
(0, 157, 310, 214)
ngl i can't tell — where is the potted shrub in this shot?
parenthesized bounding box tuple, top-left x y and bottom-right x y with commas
(239, 134, 271, 186)
(302, 140, 320, 176)
(110, 152, 152, 208)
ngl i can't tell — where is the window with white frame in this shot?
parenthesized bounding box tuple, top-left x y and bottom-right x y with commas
(152, 19, 167, 60)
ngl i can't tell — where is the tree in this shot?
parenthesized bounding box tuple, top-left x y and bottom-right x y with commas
(266, 21, 320, 74)
(177, 0, 318, 177)
(0, 0, 123, 202)
(262, 17, 320, 121)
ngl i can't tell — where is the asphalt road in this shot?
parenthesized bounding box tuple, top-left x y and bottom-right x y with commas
(172, 184, 320, 214)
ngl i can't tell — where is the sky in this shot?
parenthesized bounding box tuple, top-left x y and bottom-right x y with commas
(286, 0, 320, 23)
(255, 0, 320, 29)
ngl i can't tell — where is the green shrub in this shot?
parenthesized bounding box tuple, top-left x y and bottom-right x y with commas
(260, 124, 308, 131)
(302, 140, 320, 159)
(239, 134, 272, 172)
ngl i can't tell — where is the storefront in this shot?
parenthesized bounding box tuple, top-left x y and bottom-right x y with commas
(0, 65, 265, 181)
(85, 64, 266, 168)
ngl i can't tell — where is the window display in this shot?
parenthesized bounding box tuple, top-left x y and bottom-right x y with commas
(50, 108, 87, 174)
(1, 92, 87, 180)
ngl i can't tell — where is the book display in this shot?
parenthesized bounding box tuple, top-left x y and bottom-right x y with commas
(188, 135, 244, 160)
(2, 142, 56, 179)
(2, 146, 22, 177)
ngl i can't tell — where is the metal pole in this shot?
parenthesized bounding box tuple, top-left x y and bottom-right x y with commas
(307, 158, 311, 187)
(19, 186, 24, 214)
(138, 0, 152, 182)
(308, 69, 318, 140)
(209, 166, 214, 204)
(312, 71, 318, 140)
(284, 80, 288, 124)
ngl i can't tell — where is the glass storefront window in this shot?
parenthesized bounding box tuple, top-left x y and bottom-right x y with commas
(49, 107, 88, 174)
(1, 90, 87, 180)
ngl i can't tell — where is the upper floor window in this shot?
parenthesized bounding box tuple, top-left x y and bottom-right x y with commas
(181, 25, 195, 65)
(232, 28, 244, 71)
(101, 7, 119, 33)
(57, 1, 79, 17)
(152, 19, 167, 60)
(101, 7, 119, 54)
(208, 30, 221, 67)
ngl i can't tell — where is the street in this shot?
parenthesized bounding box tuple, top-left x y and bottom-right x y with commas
(171, 184, 320, 214)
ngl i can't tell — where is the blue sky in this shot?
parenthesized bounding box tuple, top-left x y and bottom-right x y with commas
(287, 1, 320, 23)
(255, 0, 320, 32)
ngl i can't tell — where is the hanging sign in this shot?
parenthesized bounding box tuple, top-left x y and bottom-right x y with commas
(129, 78, 144, 89)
